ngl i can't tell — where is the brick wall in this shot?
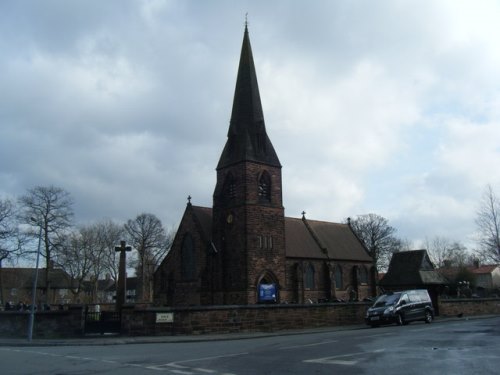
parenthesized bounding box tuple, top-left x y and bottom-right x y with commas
(1, 299, 499, 339)
(0, 305, 83, 338)
(121, 302, 369, 336)
(123, 298, 500, 337)
(439, 298, 500, 317)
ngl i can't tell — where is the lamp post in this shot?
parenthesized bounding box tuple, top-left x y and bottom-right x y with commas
(27, 218, 42, 342)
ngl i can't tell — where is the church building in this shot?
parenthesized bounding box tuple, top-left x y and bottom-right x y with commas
(153, 25, 375, 306)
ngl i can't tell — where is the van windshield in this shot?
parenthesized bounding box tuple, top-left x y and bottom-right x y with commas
(373, 293, 401, 307)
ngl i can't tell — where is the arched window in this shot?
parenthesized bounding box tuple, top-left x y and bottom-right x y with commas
(224, 173, 236, 200)
(305, 263, 315, 289)
(258, 171, 271, 202)
(359, 266, 368, 284)
(335, 265, 343, 290)
(181, 233, 195, 280)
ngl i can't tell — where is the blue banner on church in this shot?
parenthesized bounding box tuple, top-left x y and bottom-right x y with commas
(259, 283, 277, 303)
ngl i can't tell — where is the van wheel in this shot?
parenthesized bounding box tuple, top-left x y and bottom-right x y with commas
(396, 314, 404, 326)
(425, 311, 433, 324)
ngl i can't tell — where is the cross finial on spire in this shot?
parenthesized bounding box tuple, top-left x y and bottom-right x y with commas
(302, 211, 306, 219)
(245, 13, 248, 29)
(187, 195, 192, 205)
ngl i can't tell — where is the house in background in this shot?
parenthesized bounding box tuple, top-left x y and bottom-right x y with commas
(102, 277, 137, 304)
(0, 267, 78, 307)
(438, 262, 500, 297)
(379, 250, 449, 315)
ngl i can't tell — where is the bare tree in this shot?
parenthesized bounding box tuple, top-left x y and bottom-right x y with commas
(475, 185, 500, 263)
(0, 199, 20, 265)
(424, 236, 468, 268)
(18, 186, 74, 303)
(56, 230, 94, 300)
(96, 219, 125, 287)
(0, 198, 29, 304)
(125, 213, 172, 302)
(348, 213, 402, 273)
(56, 219, 124, 303)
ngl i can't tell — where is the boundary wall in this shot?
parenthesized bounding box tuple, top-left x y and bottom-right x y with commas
(1, 299, 499, 338)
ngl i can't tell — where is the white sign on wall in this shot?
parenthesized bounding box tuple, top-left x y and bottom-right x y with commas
(156, 312, 174, 323)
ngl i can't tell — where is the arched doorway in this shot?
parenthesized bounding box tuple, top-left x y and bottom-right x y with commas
(256, 271, 279, 304)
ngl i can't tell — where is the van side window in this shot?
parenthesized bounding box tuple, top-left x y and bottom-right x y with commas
(400, 294, 409, 305)
(409, 291, 420, 303)
(418, 290, 430, 302)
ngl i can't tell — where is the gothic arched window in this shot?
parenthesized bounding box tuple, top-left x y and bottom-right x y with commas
(335, 265, 343, 290)
(223, 173, 236, 201)
(359, 266, 368, 284)
(305, 263, 315, 289)
(258, 171, 271, 202)
(181, 233, 195, 281)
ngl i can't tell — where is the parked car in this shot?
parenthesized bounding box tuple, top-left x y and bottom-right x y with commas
(365, 289, 434, 327)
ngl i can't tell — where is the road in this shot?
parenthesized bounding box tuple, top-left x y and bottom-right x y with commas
(1, 317, 499, 374)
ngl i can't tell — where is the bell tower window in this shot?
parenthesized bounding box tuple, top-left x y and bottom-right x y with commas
(224, 173, 236, 201)
(258, 171, 271, 202)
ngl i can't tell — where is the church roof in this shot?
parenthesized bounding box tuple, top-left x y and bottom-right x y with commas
(286, 218, 373, 262)
(217, 25, 281, 169)
(380, 250, 449, 286)
(191, 205, 213, 243)
(190, 206, 372, 262)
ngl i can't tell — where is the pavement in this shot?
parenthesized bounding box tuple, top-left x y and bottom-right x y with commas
(0, 314, 497, 347)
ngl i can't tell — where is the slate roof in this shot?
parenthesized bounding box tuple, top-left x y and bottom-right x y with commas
(191, 205, 213, 243)
(469, 265, 499, 274)
(437, 264, 499, 281)
(380, 250, 449, 286)
(190, 205, 372, 262)
(0, 268, 76, 289)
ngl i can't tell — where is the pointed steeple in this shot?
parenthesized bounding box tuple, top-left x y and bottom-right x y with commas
(217, 24, 281, 169)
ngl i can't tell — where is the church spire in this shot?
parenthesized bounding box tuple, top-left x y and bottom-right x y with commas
(217, 24, 281, 169)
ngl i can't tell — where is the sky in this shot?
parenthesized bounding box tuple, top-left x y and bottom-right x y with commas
(1, 0, 500, 250)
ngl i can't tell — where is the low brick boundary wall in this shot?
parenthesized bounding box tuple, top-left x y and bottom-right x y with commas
(121, 302, 370, 336)
(0, 306, 84, 339)
(439, 298, 500, 317)
(1, 299, 499, 338)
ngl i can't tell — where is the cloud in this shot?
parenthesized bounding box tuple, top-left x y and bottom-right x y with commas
(1, 0, 499, 253)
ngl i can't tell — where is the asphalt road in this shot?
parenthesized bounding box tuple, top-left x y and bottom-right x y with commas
(1, 317, 499, 374)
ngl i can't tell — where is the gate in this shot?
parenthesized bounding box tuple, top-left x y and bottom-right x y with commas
(84, 309, 121, 335)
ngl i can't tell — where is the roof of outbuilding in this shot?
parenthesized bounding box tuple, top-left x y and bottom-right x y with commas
(380, 250, 449, 286)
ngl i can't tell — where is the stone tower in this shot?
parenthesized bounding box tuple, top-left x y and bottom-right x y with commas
(212, 25, 286, 304)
